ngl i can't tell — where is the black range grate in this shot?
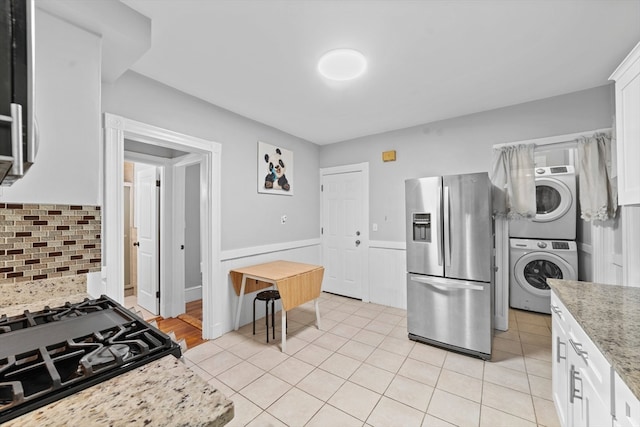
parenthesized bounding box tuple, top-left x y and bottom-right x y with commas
(0, 295, 181, 424)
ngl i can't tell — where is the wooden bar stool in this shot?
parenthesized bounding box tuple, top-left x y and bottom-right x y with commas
(253, 290, 281, 342)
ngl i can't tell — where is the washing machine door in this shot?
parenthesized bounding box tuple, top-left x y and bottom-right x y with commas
(534, 177, 572, 223)
(514, 252, 576, 296)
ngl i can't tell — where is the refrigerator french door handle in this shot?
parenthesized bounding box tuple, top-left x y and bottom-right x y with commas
(436, 185, 443, 266)
(409, 275, 484, 291)
(443, 186, 451, 267)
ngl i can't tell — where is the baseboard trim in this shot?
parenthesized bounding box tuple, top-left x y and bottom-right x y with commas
(185, 285, 202, 302)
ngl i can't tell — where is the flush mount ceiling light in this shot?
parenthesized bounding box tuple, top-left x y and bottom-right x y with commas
(318, 49, 367, 81)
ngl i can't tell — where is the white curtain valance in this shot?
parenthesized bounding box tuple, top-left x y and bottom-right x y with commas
(490, 144, 536, 219)
(577, 132, 617, 221)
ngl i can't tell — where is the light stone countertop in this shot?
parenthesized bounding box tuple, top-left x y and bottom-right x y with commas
(4, 355, 234, 427)
(0, 276, 87, 308)
(1, 288, 234, 426)
(1, 293, 90, 317)
(548, 279, 640, 401)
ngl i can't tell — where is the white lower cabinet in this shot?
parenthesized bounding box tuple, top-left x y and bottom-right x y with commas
(614, 372, 640, 427)
(552, 301, 570, 426)
(567, 311, 612, 427)
(551, 292, 614, 427)
(569, 355, 612, 427)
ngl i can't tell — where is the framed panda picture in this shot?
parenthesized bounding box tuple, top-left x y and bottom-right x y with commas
(258, 141, 294, 195)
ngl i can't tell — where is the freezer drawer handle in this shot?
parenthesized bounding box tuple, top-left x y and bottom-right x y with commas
(409, 275, 484, 291)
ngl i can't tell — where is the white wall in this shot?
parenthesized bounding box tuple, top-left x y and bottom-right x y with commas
(321, 85, 614, 313)
(102, 71, 321, 252)
(12, 11, 616, 317)
(1, 9, 101, 205)
(320, 84, 615, 244)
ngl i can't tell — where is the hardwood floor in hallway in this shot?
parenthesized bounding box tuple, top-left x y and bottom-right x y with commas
(155, 299, 205, 350)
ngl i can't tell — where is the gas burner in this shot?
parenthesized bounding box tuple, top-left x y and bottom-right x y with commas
(82, 344, 132, 370)
(0, 295, 181, 423)
(51, 299, 116, 321)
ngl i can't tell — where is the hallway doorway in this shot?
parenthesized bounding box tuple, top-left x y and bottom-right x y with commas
(103, 113, 222, 340)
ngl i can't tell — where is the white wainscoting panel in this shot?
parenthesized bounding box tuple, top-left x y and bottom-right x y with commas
(369, 242, 407, 310)
(219, 241, 321, 334)
(622, 205, 640, 286)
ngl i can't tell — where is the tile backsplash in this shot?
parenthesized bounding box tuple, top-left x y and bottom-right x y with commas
(0, 203, 101, 283)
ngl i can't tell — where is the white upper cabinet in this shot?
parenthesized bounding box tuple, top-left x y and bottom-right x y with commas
(610, 41, 640, 206)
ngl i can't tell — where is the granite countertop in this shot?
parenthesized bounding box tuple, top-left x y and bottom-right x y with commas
(5, 355, 234, 427)
(1, 293, 90, 317)
(0, 276, 88, 308)
(548, 279, 640, 401)
(1, 290, 234, 426)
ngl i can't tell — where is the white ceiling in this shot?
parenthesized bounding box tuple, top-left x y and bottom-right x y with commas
(119, 0, 640, 145)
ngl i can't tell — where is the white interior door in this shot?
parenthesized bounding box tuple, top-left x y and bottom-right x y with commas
(135, 163, 159, 314)
(321, 170, 365, 299)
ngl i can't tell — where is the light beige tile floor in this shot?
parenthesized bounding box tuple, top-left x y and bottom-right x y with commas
(183, 292, 560, 427)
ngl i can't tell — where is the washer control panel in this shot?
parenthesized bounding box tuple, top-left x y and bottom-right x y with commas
(552, 241, 571, 250)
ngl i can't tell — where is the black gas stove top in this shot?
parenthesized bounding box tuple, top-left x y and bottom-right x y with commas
(0, 295, 182, 423)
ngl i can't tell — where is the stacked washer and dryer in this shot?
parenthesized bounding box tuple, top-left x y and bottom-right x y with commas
(509, 166, 579, 314)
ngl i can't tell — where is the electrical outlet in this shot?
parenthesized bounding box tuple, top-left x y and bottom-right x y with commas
(281, 214, 287, 224)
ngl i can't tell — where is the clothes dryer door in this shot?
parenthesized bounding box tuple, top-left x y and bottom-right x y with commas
(514, 252, 576, 296)
(534, 177, 572, 223)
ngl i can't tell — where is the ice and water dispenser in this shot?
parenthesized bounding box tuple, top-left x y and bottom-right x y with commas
(412, 213, 431, 242)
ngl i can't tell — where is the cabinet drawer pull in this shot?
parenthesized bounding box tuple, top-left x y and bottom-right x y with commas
(556, 336, 566, 362)
(551, 305, 562, 315)
(570, 364, 583, 404)
(569, 338, 589, 360)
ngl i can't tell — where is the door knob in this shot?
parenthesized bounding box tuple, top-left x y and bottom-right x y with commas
(133, 242, 140, 247)
(355, 240, 361, 246)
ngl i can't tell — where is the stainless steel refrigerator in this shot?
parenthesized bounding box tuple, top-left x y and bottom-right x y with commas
(405, 172, 494, 359)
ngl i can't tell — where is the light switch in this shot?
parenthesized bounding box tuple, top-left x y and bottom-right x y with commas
(372, 223, 378, 231)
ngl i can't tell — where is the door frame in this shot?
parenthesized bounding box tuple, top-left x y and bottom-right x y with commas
(103, 113, 222, 339)
(319, 162, 370, 302)
(173, 154, 205, 313)
(123, 181, 135, 296)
